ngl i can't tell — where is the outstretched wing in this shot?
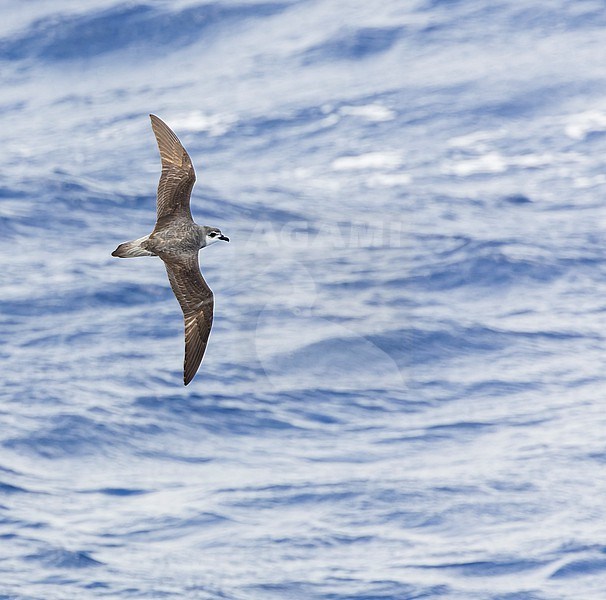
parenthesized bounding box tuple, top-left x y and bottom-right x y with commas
(149, 114, 196, 220)
(161, 253, 214, 385)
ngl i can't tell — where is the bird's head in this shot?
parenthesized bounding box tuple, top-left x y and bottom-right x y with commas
(203, 226, 230, 247)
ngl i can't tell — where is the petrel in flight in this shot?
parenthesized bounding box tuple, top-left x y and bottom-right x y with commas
(112, 114, 229, 385)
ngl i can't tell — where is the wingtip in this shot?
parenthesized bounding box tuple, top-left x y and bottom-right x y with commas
(150, 113, 163, 125)
(184, 365, 199, 386)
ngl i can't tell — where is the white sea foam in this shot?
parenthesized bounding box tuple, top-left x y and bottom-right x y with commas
(573, 174, 606, 188)
(565, 110, 606, 140)
(447, 129, 505, 149)
(446, 152, 507, 176)
(366, 172, 412, 187)
(446, 152, 556, 176)
(332, 151, 403, 171)
(339, 103, 396, 122)
(169, 111, 237, 137)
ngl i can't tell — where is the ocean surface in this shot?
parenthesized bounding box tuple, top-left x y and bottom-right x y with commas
(2, 0, 606, 598)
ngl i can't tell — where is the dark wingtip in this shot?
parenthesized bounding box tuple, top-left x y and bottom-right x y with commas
(184, 365, 193, 386)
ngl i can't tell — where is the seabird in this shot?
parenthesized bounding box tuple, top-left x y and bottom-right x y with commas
(112, 114, 229, 385)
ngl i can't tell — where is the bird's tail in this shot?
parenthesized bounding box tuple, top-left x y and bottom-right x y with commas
(111, 235, 154, 258)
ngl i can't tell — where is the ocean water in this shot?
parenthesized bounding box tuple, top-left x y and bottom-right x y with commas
(2, 0, 606, 597)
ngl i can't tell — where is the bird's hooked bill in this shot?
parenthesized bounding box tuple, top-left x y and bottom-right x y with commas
(219, 235, 230, 242)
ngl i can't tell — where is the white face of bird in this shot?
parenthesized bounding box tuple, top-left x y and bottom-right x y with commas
(205, 227, 230, 246)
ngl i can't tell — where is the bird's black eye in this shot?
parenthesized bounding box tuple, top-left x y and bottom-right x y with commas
(209, 232, 218, 237)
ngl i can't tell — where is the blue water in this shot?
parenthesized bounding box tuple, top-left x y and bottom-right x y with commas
(2, 0, 606, 597)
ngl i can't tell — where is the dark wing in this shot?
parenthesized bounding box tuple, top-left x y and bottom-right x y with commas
(149, 114, 196, 220)
(161, 253, 214, 385)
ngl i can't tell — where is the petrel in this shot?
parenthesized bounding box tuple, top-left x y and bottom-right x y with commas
(112, 114, 229, 385)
